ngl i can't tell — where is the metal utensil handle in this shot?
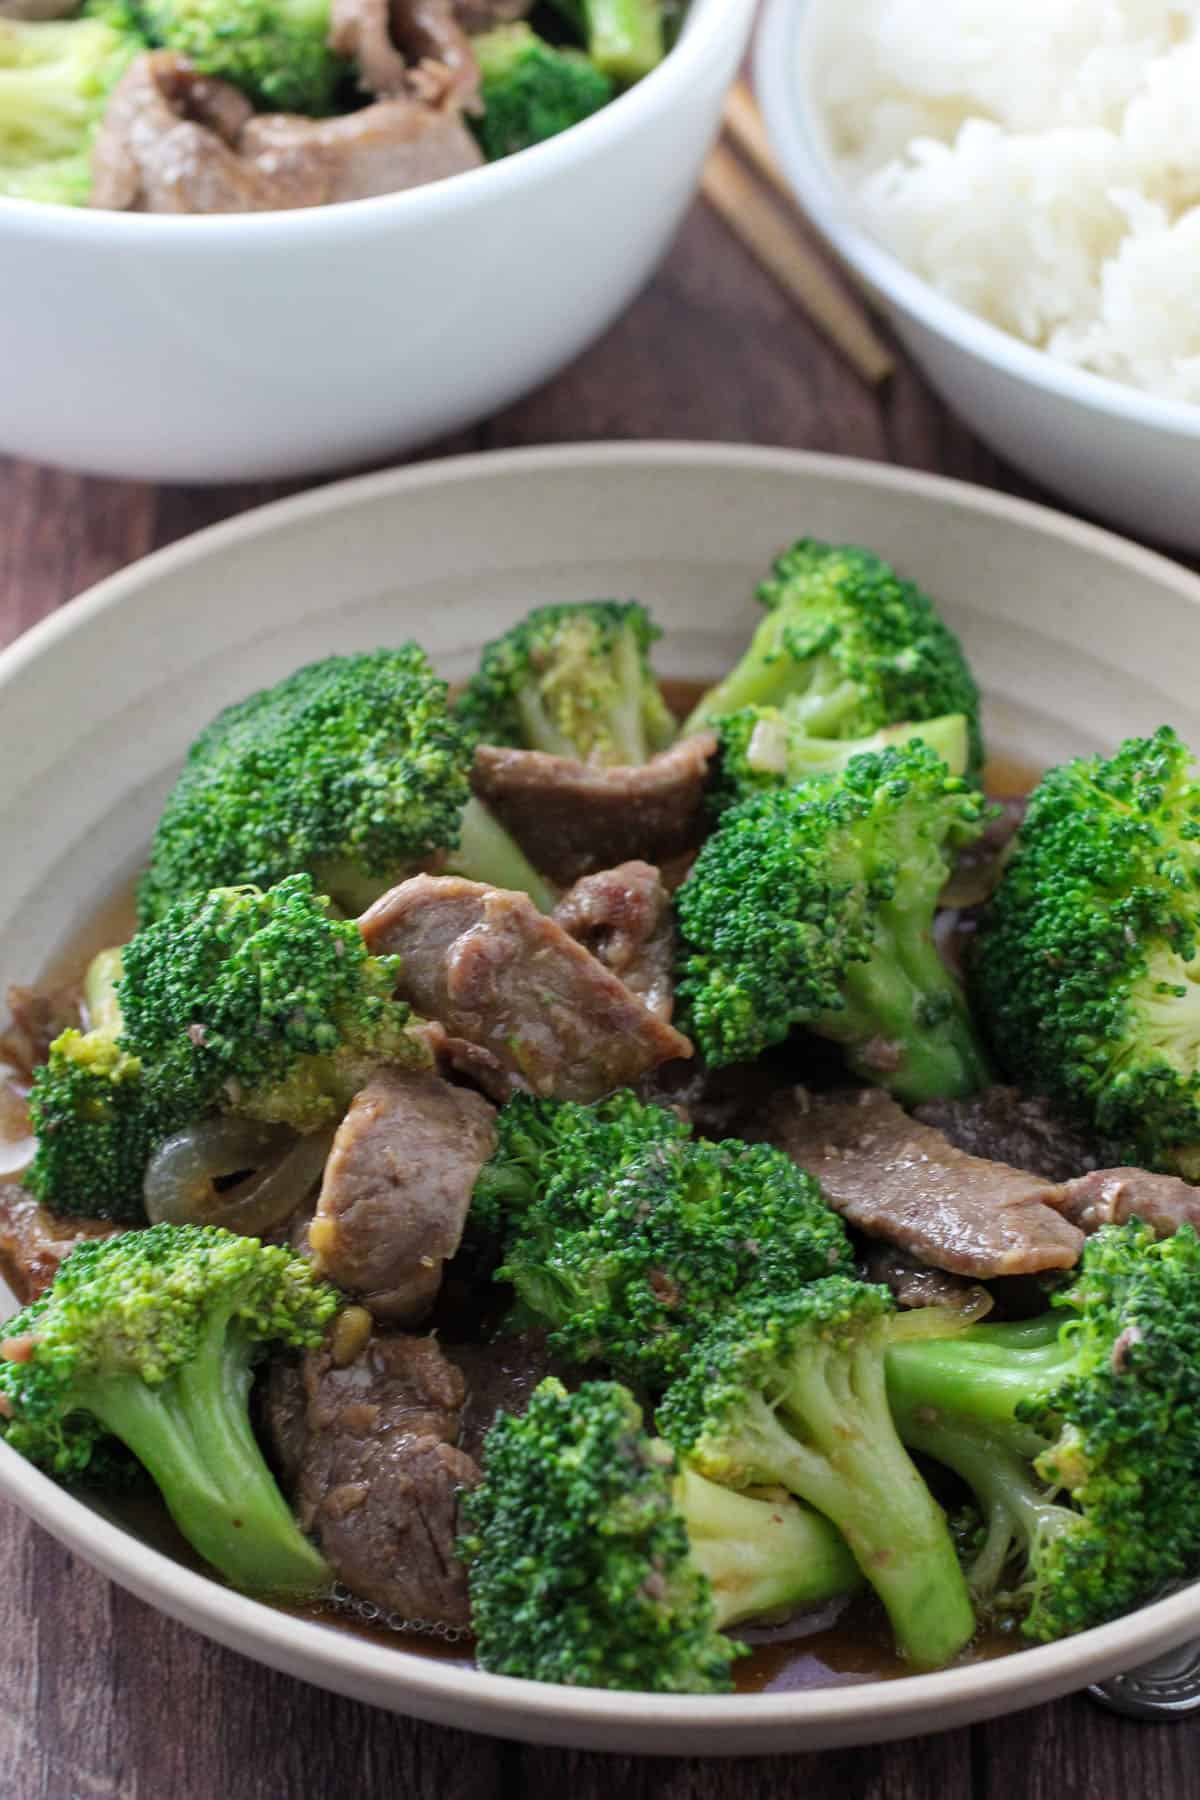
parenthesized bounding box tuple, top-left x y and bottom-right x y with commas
(1089, 1640, 1200, 1720)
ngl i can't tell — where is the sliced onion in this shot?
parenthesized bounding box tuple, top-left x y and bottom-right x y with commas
(144, 1118, 334, 1236)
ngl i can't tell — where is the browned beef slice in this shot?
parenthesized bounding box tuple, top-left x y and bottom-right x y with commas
(1, 982, 82, 1080)
(1049, 1168, 1200, 1237)
(0, 1186, 120, 1306)
(391, 0, 480, 106)
(264, 1331, 478, 1623)
(91, 51, 481, 214)
(449, 1328, 582, 1465)
(553, 861, 676, 1022)
(862, 1243, 993, 1316)
(915, 1087, 1104, 1183)
(752, 1087, 1084, 1278)
(469, 733, 718, 887)
(358, 875, 692, 1102)
(308, 1069, 497, 1321)
(453, 0, 531, 29)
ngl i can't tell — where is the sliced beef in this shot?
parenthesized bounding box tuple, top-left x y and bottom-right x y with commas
(449, 1328, 580, 1465)
(1, 982, 82, 1080)
(307, 1068, 496, 1322)
(553, 861, 676, 1022)
(265, 1329, 479, 1624)
(91, 51, 481, 214)
(392, 0, 480, 107)
(330, 0, 481, 104)
(940, 797, 1028, 910)
(753, 1087, 1084, 1279)
(453, 0, 532, 28)
(862, 1243, 992, 1316)
(915, 1088, 1104, 1183)
(469, 733, 718, 887)
(1049, 1168, 1200, 1238)
(0, 1185, 120, 1306)
(359, 875, 692, 1102)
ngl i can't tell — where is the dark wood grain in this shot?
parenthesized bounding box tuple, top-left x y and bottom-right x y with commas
(1, 196, 1197, 1798)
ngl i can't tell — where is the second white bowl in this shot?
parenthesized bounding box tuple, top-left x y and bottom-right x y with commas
(756, 0, 1200, 550)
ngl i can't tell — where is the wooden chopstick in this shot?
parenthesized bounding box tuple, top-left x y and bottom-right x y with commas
(722, 78, 795, 205)
(700, 85, 894, 388)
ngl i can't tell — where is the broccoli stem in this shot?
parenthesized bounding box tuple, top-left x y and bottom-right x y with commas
(734, 1354, 975, 1666)
(580, 0, 663, 81)
(684, 641, 855, 736)
(84, 947, 125, 1038)
(820, 923, 990, 1103)
(445, 795, 558, 913)
(886, 1334, 1072, 1436)
(675, 1466, 862, 1628)
(76, 1318, 329, 1597)
(888, 1395, 1081, 1608)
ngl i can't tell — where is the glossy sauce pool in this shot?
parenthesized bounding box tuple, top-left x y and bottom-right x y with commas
(0, 684, 1038, 1694)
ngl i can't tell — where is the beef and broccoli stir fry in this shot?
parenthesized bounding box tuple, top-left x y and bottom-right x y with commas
(5, 541, 1200, 1696)
(0, 0, 681, 210)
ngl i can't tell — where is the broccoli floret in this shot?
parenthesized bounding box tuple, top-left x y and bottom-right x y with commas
(136, 0, 344, 112)
(25, 1030, 175, 1224)
(675, 741, 992, 1098)
(712, 709, 971, 814)
(0, 1223, 340, 1595)
(455, 600, 676, 767)
(27, 875, 424, 1221)
(459, 1378, 860, 1692)
(471, 22, 613, 160)
(119, 874, 423, 1130)
(469, 1086, 689, 1236)
(0, 8, 145, 205)
(138, 648, 555, 924)
(496, 1131, 854, 1387)
(972, 727, 1200, 1176)
(885, 1223, 1200, 1643)
(658, 1278, 978, 1669)
(682, 541, 984, 780)
(543, 0, 665, 83)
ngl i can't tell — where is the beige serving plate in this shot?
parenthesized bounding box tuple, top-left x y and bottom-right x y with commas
(0, 444, 1194, 1752)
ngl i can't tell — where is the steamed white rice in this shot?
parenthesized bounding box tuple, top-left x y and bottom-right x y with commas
(817, 1, 1200, 402)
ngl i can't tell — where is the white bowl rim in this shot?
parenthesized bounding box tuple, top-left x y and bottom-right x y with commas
(7, 438, 1200, 1739)
(754, 0, 1200, 444)
(0, 0, 750, 239)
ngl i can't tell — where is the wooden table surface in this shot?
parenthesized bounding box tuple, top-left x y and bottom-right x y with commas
(1, 195, 1194, 1799)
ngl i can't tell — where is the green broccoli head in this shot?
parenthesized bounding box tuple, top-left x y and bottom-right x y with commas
(138, 648, 473, 923)
(886, 1222, 1200, 1643)
(471, 22, 614, 160)
(26, 1030, 178, 1224)
(675, 740, 992, 1099)
(658, 1277, 977, 1669)
(711, 709, 971, 814)
(546, 0, 665, 83)
(136, 0, 345, 112)
(0, 7, 146, 205)
(0, 1223, 341, 1595)
(497, 1132, 854, 1388)
(973, 727, 1200, 1176)
(120, 874, 423, 1131)
(683, 540, 983, 779)
(459, 1377, 742, 1692)
(455, 600, 676, 766)
(27, 874, 425, 1221)
(469, 1086, 690, 1236)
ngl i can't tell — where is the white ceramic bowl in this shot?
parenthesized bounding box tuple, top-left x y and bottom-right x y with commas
(756, 0, 1200, 551)
(4, 441, 1200, 1752)
(0, 0, 753, 484)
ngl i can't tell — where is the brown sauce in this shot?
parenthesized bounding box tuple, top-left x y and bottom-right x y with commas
(0, 686, 1040, 1694)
